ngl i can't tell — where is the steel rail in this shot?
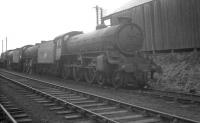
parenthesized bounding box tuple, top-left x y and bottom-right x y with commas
(139, 88, 200, 104)
(0, 73, 120, 123)
(0, 104, 17, 123)
(0, 70, 199, 123)
(147, 89, 200, 98)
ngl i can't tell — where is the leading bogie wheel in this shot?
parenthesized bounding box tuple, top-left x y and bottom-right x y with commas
(27, 65, 30, 74)
(73, 66, 81, 82)
(28, 67, 33, 74)
(112, 71, 125, 89)
(96, 72, 107, 86)
(62, 66, 71, 80)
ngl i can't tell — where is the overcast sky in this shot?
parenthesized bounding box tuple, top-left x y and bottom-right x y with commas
(0, 0, 130, 53)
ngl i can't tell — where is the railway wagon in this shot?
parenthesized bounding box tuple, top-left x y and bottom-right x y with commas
(36, 40, 57, 75)
(60, 23, 160, 88)
(0, 51, 12, 68)
(5, 50, 14, 69)
(0, 52, 7, 68)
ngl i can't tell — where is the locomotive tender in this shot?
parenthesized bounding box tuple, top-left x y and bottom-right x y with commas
(1, 22, 161, 88)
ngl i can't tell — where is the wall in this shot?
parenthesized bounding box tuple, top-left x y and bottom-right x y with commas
(107, 0, 200, 51)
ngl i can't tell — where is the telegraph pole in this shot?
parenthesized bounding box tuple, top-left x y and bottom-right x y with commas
(94, 5, 104, 26)
(6, 37, 7, 51)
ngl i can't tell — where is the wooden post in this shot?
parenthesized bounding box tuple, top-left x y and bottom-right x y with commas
(100, 7, 103, 24)
(2, 40, 3, 53)
(95, 5, 99, 26)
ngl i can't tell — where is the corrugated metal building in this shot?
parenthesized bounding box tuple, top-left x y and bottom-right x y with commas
(103, 0, 200, 52)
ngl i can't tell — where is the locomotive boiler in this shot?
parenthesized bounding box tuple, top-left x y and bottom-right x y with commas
(61, 23, 156, 88)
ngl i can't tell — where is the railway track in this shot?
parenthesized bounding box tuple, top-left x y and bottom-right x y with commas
(0, 71, 199, 123)
(136, 89, 200, 105)
(0, 94, 32, 123)
(89, 83, 200, 106)
(0, 75, 95, 123)
(3, 69, 200, 107)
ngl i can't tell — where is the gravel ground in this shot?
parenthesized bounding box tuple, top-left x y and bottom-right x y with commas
(151, 51, 200, 93)
(0, 77, 92, 123)
(5, 70, 200, 122)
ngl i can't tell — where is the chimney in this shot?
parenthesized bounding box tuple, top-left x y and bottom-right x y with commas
(118, 17, 132, 25)
(41, 41, 47, 43)
(96, 24, 107, 30)
(35, 43, 40, 45)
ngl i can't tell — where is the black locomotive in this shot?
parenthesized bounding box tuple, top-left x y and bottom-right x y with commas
(1, 22, 161, 88)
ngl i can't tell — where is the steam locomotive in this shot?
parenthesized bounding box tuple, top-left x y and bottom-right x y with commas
(1, 21, 161, 88)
